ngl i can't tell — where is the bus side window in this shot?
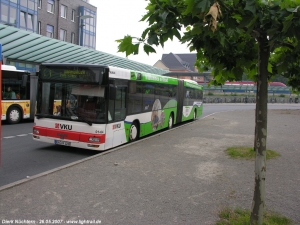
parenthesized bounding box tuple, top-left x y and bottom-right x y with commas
(3, 87, 16, 99)
(114, 87, 126, 120)
(128, 81, 142, 115)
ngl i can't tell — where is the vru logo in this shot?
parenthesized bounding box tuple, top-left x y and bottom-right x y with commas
(55, 123, 72, 130)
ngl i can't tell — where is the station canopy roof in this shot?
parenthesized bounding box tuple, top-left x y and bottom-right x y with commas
(0, 24, 168, 75)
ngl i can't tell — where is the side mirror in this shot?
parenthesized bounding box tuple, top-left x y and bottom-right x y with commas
(22, 74, 28, 87)
(109, 85, 116, 100)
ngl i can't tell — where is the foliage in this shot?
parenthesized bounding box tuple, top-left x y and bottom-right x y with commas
(225, 147, 281, 160)
(117, 1, 300, 224)
(217, 207, 294, 225)
(116, 0, 300, 90)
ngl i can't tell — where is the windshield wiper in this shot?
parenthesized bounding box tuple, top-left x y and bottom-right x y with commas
(74, 114, 92, 126)
(35, 114, 54, 119)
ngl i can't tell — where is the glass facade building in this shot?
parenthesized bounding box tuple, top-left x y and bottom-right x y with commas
(0, 0, 38, 33)
(0, 0, 97, 71)
(78, 6, 96, 49)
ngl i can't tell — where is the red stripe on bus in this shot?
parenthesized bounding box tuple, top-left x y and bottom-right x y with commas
(33, 126, 105, 144)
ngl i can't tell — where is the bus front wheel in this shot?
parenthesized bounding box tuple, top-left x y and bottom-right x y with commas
(129, 122, 139, 142)
(193, 110, 197, 121)
(7, 107, 22, 124)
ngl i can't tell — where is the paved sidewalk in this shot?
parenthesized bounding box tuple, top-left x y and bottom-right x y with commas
(0, 109, 299, 225)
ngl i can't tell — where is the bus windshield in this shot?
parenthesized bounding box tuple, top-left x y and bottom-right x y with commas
(36, 82, 108, 124)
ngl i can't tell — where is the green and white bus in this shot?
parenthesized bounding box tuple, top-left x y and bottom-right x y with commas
(32, 63, 203, 151)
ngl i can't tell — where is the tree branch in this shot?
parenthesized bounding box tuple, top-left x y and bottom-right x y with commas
(251, 30, 260, 38)
(277, 41, 295, 50)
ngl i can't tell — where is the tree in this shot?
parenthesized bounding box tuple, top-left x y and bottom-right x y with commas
(117, 0, 300, 224)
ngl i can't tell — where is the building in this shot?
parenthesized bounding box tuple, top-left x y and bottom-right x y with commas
(0, 0, 38, 31)
(154, 52, 209, 83)
(0, 0, 96, 71)
(154, 53, 198, 72)
(38, 0, 96, 49)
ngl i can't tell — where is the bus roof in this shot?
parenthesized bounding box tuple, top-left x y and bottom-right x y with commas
(2, 65, 17, 71)
(2, 65, 29, 73)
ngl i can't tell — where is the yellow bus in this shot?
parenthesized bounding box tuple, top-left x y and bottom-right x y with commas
(1, 65, 38, 124)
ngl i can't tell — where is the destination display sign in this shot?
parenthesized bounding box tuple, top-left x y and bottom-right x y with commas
(40, 65, 107, 84)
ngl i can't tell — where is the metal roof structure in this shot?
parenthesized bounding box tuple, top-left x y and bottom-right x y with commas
(0, 24, 168, 75)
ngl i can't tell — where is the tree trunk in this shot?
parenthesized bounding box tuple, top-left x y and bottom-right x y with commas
(250, 34, 270, 225)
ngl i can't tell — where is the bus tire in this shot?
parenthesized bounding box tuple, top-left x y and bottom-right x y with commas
(168, 114, 173, 129)
(7, 107, 22, 124)
(129, 121, 139, 142)
(193, 110, 197, 121)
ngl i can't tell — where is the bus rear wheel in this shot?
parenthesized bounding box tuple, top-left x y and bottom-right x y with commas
(129, 122, 139, 142)
(7, 107, 22, 124)
(168, 114, 173, 129)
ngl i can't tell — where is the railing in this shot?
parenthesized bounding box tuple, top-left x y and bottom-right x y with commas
(203, 97, 299, 104)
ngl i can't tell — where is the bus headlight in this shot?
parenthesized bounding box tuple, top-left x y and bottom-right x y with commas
(89, 137, 100, 142)
(33, 128, 39, 134)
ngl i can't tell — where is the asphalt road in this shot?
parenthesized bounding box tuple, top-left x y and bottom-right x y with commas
(1, 103, 300, 187)
(0, 107, 299, 224)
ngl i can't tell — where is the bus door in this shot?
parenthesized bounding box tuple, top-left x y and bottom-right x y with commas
(176, 80, 184, 124)
(105, 86, 127, 149)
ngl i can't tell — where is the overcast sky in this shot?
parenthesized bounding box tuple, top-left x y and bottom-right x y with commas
(89, 0, 193, 66)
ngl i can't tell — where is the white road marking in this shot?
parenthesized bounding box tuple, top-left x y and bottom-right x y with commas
(3, 133, 32, 139)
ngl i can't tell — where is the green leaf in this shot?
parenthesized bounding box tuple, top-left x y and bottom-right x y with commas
(132, 44, 139, 55)
(268, 62, 273, 73)
(141, 28, 151, 39)
(143, 44, 156, 55)
(239, 15, 255, 28)
(184, 0, 195, 15)
(116, 35, 139, 57)
(196, 0, 211, 13)
(184, 0, 209, 15)
(246, 15, 258, 33)
(244, 0, 257, 14)
(218, 33, 226, 47)
(286, 6, 300, 12)
(147, 33, 159, 45)
(173, 29, 181, 40)
(282, 13, 293, 33)
(232, 14, 243, 22)
(160, 11, 169, 23)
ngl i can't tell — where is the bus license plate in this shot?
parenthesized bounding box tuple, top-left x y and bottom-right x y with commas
(54, 140, 71, 146)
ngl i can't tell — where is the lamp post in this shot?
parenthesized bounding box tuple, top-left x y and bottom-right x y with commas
(78, 15, 93, 46)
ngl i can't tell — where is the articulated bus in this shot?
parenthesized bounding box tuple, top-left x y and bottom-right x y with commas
(32, 63, 203, 151)
(1, 65, 38, 124)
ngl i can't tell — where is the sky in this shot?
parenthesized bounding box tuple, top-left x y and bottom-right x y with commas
(89, 0, 194, 66)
